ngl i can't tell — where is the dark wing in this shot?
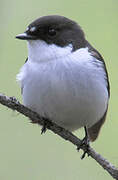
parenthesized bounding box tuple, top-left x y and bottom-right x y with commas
(25, 57, 28, 63)
(87, 41, 110, 96)
(86, 41, 110, 141)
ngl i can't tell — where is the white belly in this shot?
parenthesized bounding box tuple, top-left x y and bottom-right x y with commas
(17, 48, 108, 131)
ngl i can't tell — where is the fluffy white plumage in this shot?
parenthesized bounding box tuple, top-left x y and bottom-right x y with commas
(17, 40, 108, 131)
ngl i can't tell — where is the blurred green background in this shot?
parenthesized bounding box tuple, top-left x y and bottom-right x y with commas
(0, 0, 118, 179)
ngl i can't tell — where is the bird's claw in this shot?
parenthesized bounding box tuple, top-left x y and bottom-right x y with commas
(77, 138, 90, 159)
(77, 127, 90, 159)
(41, 120, 48, 134)
(10, 96, 19, 103)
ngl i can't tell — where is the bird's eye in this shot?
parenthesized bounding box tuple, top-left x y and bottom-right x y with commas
(48, 28, 57, 36)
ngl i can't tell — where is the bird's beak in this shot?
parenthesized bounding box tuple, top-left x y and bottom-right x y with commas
(16, 32, 36, 40)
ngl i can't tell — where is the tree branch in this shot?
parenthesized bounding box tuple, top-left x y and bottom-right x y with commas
(0, 93, 118, 179)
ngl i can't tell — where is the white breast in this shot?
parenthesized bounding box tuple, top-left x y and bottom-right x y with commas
(17, 40, 108, 131)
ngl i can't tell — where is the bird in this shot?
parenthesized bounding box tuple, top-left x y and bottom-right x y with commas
(16, 15, 110, 146)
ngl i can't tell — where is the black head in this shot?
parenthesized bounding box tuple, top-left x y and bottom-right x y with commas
(16, 15, 87, 51)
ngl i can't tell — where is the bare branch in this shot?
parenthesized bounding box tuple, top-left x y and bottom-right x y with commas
(0, 93, 118, 179)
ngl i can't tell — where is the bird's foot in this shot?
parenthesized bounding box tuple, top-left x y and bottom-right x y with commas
(77, 136, 90, 159)
(81, 136, 90, 159)
(41, 119, 49, 134)
(10, 96, 19, 103)
(77, 127, 90, 159)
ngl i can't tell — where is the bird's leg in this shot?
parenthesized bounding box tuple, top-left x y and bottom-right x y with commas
(30, 116, 48, 134)
(77, 126, 90, 159)
(82, 126, 90, 147)
(41, 119, 48, 134)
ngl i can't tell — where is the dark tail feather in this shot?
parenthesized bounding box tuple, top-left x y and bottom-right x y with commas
(87, 109, 108, 142)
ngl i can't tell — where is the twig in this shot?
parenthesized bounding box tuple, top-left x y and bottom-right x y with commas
(0, 93, 118, 179)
